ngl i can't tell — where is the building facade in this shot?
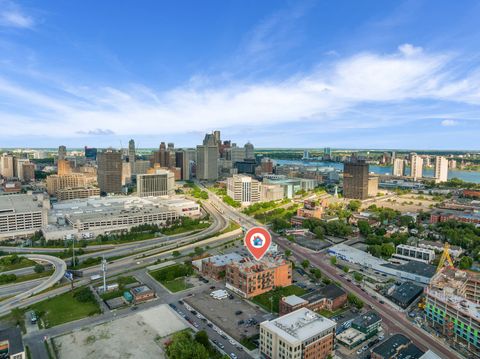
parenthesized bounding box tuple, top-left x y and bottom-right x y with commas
(196, 133, 219, 181)
(434, 156, 448, 183)
(393, 158, 406, 177)
(97, 149, 123, 194)
(137, 168, 175, 197)
(227, 174, 260, 205)
(410, 153, 423, 181)
(343, 157, 369, 200)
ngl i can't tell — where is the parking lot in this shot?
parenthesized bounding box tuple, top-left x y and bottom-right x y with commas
(184, 288, 270, 342)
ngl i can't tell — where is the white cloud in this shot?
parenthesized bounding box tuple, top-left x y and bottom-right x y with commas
(441, 119, 459, 126)
(398, 43, 423, 56)
(0, 1, 34, 29)
(0, 43, 479, 139)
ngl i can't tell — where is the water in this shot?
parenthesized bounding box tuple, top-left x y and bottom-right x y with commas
(274, 160, 480, 184)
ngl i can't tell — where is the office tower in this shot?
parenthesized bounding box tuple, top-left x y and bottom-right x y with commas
(57, 159, 72, 176)
(226, 174, 260, 205)
(391, 151, 396, 164)
(260, 157, 274, 174)
(137, 168, 175, 197)
(324, 147, 332, 160)
(128, 139, 136, 174)
(343, 156, 369, 200)
(152, 142, 167, 167)
(410, 153, 423, 181)
(13, 158, 30, 180)
(227, 144, 246, 163)
(303, 150, 310, 159)
(22, 163, 35, 182)
(84, 146, 97, 160)
(393, 158, 406, 177)
(0, 153, 14, 178)
(196, 133, 219, 180)
(122, 161, 132, 185)
(368, 175, 379, 197)
(58, 145, 67, 161)
(213, 130, 221, 145)
(244, 142, 254, 160)
(167, 143, 176, 168)
(97, 149, 122, 194)
(260, 308, 336, 359)
(134, 160, 151, 175)
(434, 156, 448, 183)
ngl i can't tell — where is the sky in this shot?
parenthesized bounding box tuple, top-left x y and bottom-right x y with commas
(1, 0, 480, 149)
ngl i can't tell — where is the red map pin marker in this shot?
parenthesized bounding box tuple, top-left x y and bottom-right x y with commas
(244, 227, 272, 261)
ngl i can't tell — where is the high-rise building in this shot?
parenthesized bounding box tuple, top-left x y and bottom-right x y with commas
(84, 146, 97, 160)
(434, 156, 448, 183)
(137, 168, 175, 197)
(22, 163, 35, 182)
(393, 158, 406, 177)
(391, 151, 396, 164)
(134, 160, 151, 175)
(449, 159, 457, 169)
(121, 161, 132, 186)
(244, 142, 255, 160)
(368, 175, 379, 197)
(97, 149, 123, 194)
(13, 158, 30, 180)
(196, 133, 219, 180)
(58, 145, 67, 161)
(57, 159, 72, 176)
(260, 308, 336, 359)
(226, 175, 260, 205)
(0, 153, 14, 178)
(260, 157, 274, 174)
(324, 147, 332, 160)
(128, 139, 136, 174)
(410, 153, 423, 181)
(343, 156, 369, 200)
(227, 144, 246, 163)
(46, 174, 89, 195)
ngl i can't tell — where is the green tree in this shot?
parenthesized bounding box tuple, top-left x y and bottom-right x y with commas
(347, 293, 364, 309)
(284, 249, 292, 258)
(348, 200, 361, 212)
(354, 272, 363, 282)
(194, 331, 211, 351)
(343, 265, 349, 273)
(301, 260, 310, 269)
(166, 331, 209, 359)
(380, 243, 395, 258)
(459, 256, 473, 270)
(357, 220, 372, 236)
(313, 226, 325, 239)
(330, 256, 337, 266)
(34, 264, 45, 273)
(172, 251, 181, 258)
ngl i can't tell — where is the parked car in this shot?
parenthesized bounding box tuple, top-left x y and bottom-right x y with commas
(235, 310, 243, 315)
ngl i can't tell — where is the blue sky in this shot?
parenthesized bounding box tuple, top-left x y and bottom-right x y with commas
(1, 0, 480, 149)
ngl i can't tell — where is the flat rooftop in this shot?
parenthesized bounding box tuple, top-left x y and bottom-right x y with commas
(382, 261, 436, 279)
(282, 295, 308, 307)
(232, 256, 288, 272)
(336, 327, 366, 345)
(352, 310, 381, 328)
(131, 285, 153, 295)
(302, 284, 346, 303)
(0, 326, 24, 355)
(0, 194, 44, 214)
(372, 334, 424, 359)
(261, 308, 336, 343)
(205, 253, 243, 267)
(388, 281, 423, 305)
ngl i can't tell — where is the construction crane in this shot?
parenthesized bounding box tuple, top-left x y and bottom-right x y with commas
(436, 242, 454, 273)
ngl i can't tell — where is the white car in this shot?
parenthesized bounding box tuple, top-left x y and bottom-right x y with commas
(356, 349, 363, 355)
(230, 354, 237, 359)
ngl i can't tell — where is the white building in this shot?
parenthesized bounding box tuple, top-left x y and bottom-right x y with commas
(137, 169, 175, 197)
(196, 133, 219, 181)
(393, 244, 436, 264)
(393, 158, 406, 177)
(260, 308, 336, 359)
(0, 154, 14, 178)
(410, 153, 423, 181)
(260, 184, 285, 201)
(227, 174, 260, 205)
(434, 156, 448, 183)
(0, 194, 49, 241)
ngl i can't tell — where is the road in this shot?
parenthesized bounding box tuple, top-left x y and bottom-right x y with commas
(199, 184, 460, 359)
(0, 254, 67, 316)
(0, 278, 46, 298)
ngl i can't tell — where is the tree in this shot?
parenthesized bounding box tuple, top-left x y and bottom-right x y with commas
(301, 260, 310, 269)
(313, 226, 325, 239)
(347, 293, 364, 309)
(343, 265, 349, 273)
(34, 264, 45, 273)
(194, 331, 211, 351)
(310, 268, 322, 280)
(357, 220, 372, 236)
(380, 243, 395, 258)
(459, 256, 473, 270)
(285, 249, 292, 258)
(348, 200, 361, 212)
(166, 331, 209, 359)
(354, 272, 363, 282)
(330, 256, 337, 266)
(172, 251, 181, 257)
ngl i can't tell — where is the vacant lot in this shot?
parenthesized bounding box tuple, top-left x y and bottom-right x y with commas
(54, 305, 187, 359)
(150, 263, 193, 293)
(363, 194, 438, 213)
(30, 287, 100, 328)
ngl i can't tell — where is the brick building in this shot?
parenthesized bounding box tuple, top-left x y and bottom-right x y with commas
(226, 256, 292, 298)
(279, 284, 347, 316)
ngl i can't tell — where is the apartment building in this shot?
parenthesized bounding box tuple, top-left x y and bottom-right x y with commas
(425, 267, 480, 354)
(226, 256, 292, 298)
(260, 308, 336, 359)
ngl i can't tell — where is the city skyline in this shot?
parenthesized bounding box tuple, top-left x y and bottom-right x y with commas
(0, 0, 480, 148)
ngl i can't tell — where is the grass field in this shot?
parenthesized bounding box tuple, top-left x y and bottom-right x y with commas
(252, 285, 307, 313)
(162, 277, 192, 292)
(149, 263, 193, 293)
(100, 276, 139, 301)
(0, 256, 35, 272)
(29, 287, 100, 328)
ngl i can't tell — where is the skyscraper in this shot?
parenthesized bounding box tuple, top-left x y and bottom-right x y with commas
(58, 145, 67, 161)
(137, 168, 175, 197)
(244, 142, 255, 160)
(410, 153, 423, 181)
(196, 133, 219, 180)
(0, 153, 14, 178)
(97, 149, 123, 194)
(393, 158, 406, 177)
(84, 146, 97, 160)
(434, 156, 448, 183)
(343, 156, 369, 200)
(128, 139, 136, 174)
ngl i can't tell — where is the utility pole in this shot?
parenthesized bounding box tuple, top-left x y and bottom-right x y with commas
(102, 256, 107, 292)
(72, 237, 76, 268)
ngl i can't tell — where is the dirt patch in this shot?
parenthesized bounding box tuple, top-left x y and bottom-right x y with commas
(53, 305, 187, 359)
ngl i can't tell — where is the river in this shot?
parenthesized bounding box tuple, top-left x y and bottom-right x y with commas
(274, 159, 480, 184)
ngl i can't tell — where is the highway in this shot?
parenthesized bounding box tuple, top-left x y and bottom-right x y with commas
(0, 254, 67, 315)
(199, 184, 460, 359)
(0, 278, 45, 298)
